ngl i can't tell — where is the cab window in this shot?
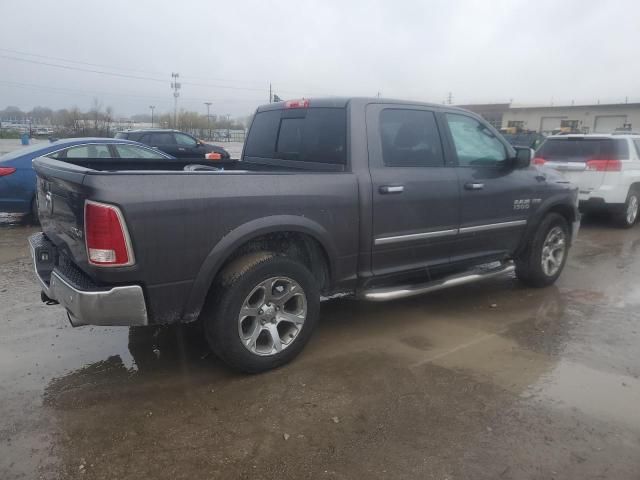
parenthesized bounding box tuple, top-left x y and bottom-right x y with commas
(380, 109, 444, 167)
(446, 113, 507, 166)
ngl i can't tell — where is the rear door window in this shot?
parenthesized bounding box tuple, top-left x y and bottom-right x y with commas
(633, 139, 640, 157)
(150, 133, 176, 145)
(379, 109, 444, 167)
(114, 144, 168, 159)
(537, 138, 629, 161)
(245, 108, 347, 165)
(63, 144, 113, 158)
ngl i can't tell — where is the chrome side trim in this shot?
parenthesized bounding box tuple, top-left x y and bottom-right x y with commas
(459, 220, 526, 234)
(363, 263, 515, 302)
(375, 228, 458, 246)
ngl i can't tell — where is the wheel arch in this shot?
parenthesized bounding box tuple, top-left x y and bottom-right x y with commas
(181, 215, 337, 323)
(516, 196, 577, 257)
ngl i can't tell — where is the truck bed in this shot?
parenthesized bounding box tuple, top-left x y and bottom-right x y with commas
(32, 156, 360, 325)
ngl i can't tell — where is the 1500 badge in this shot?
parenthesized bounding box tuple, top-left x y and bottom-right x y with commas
(513, 199, 531, 210)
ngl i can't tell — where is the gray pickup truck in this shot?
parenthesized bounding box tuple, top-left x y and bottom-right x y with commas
(29, 97, 579, 372)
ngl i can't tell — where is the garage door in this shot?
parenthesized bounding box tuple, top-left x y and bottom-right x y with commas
(594, 116, 626, 133)
(540, 117, 565, 134)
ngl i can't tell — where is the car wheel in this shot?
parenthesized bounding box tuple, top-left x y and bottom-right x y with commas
(515, 213, 569, 288)
(615, 188, 639, 229)
(202, 252, 320, 373)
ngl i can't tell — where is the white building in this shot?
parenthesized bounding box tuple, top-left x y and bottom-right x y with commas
(460, 102, 640, 135)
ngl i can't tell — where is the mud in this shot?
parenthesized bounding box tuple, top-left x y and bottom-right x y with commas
(1, 217, 639, 479)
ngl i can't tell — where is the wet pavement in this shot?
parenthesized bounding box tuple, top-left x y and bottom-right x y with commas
(1, 215, 639, 479)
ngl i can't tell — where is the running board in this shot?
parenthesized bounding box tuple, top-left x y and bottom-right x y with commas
(361, 262, 515, 302)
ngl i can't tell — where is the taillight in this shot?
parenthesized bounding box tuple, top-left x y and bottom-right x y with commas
(284, 99, 309, 109)
(84, 201, 134, 266)
(586, 159, 622, 172)
(0, 167, 17, 176)
(533, 157, 546, 165)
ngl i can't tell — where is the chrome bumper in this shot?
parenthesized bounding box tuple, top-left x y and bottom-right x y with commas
(29, 234, 148, 327)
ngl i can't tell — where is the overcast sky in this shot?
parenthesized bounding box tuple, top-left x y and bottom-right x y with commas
(1, 0, 638, 118)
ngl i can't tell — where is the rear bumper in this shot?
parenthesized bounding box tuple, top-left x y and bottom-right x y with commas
(29, 233, 148, 327)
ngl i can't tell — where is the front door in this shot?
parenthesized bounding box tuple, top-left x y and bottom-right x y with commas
(174, 132, 201, 159)
(367, 105, 460, 277)
(442, 112, 531, 263)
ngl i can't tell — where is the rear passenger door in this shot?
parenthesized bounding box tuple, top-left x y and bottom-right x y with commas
(367, 105, 460, 277)
(442, 112, 531, 263)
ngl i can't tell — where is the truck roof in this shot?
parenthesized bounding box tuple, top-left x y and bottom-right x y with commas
(256, 97, 471, 113)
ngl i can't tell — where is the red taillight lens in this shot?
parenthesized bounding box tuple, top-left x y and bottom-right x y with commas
(586, 159, 621, 172)
(0, 167, 17, 176)
(533, 157, 546, 165)
(284, 99, 309, 109)
(84, 201, 133, 266)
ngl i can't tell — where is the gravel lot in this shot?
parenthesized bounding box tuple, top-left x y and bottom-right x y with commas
(1, 215, 639, 479)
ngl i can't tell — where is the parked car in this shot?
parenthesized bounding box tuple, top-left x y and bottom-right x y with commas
(29, 98, 579, 373)
(0, 138, 174, 219)
(115, 129, 231, 161)
(534, 133, 640, 227)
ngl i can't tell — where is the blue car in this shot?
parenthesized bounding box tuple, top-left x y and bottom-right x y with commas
(0, 138, 174, 218)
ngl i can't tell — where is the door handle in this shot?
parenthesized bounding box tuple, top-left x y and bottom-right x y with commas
(464, 182, 484, 190)
(178, 147, 186, 151)
(379, 185, 404, 194)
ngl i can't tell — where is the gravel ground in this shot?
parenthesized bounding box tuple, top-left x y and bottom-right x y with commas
(1, 216, 639, 479)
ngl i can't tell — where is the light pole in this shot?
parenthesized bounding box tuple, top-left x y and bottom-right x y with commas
(204, 102, 212, 140)
(149, 105, 155, 128)
(171, 72, 180, 128)
(226, 113, 231, 142)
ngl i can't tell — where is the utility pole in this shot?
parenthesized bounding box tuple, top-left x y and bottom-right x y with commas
(149, 105, 155, 128)
(446, 92, 453, 104)
(226, 113, 231, 142)
(171, 72, 181, 129)
(204, 102, 212, 140)
(269, 83, 272, 103)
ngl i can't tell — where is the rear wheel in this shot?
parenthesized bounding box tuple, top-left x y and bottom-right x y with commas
(614, 188, 639, 229)
(516, 213, 569, 288)
(202, 253, 320, 373)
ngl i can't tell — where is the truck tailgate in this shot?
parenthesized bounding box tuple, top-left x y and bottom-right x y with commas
(33, 157, 93, 269)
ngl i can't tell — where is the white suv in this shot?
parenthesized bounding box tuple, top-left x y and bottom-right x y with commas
(534, 133, 640, 228)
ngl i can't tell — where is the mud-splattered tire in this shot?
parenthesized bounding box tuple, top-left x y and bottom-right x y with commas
(516, 213, 569, 288)
(202, 253, 320, 373)
(614, 188, 639, 229)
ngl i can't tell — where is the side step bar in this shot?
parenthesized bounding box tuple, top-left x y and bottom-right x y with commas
(361, 262, 515, 302)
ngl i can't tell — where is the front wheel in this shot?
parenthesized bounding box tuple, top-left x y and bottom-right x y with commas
(614, 188, 639, 229)
(203, 253, 320, 373)
(516, 213, 570, 288)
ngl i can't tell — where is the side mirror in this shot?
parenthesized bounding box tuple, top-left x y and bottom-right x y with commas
(513, 146, 534, 168)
